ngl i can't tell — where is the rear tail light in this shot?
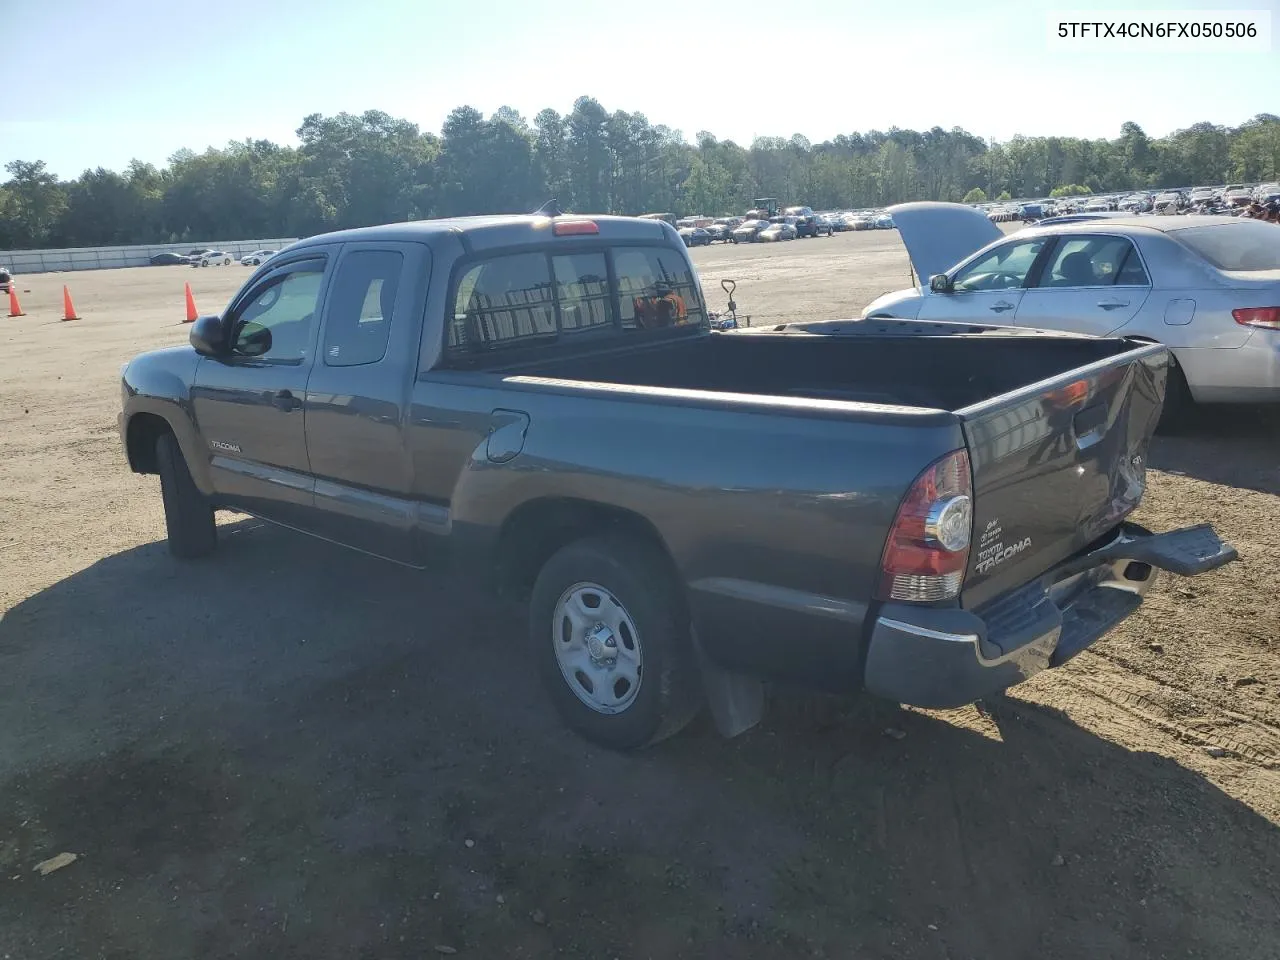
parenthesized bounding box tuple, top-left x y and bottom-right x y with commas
(877, 449, 973, 603)
(1232, 307, 1280, 329)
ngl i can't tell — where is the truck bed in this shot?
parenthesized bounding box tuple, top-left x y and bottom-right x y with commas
(520, 320, 1139, 412)
(500, 319, 1168, 615)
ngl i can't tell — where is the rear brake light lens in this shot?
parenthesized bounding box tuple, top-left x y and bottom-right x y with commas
(1232, 307, 1280, 329)
(552, 219, 599, 236)
(878, 449, 973, 603)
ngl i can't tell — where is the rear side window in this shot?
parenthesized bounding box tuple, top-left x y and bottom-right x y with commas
(613, 247, 705, 330)
(445, 245, 705, 359)
(1173, 221, 1280, 271)
(323, 250, 404, 366)
(1038, 235, 1148, 287)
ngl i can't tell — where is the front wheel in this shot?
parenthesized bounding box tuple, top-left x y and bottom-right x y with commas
(530, 536, 702, 750)
(156, 432, 217, 559)
(200, 259, 209, 267)
(223, 258, 231, 266)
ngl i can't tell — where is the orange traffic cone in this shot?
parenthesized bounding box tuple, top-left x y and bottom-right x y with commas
(7, 286, 23, 317)
(61, 285, 80, 322)
(184, 282, 198, 323)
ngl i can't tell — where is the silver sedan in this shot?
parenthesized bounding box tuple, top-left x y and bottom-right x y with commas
(862, 203, 1280, 415)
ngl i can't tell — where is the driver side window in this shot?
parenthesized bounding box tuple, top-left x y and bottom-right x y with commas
(951, 239, 1047, 293)
(230, 261, 325, 362)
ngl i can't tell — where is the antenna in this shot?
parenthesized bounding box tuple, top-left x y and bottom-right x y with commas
(532, 198, 562, 218)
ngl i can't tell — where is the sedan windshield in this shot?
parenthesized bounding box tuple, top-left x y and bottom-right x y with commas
(1174, 221, 1280, 271)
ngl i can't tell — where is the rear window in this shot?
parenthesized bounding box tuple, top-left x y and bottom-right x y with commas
(448, 252, 556, 353)
(446, 245, 705, 360)
(613, 247, 705, 331)
(1173, 221, 1280, 272)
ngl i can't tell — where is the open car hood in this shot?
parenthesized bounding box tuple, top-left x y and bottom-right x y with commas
(887, 201, 1005, 282)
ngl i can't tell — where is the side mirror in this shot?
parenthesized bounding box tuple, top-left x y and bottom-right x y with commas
(929, 273, 953, 294)
(189, 315, 227, 357)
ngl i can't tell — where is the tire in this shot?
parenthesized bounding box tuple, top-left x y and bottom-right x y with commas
(201, 259, 209, 267)
(529, 535, 702, 750)
(1156, 356, 1193, 434)
(156, 432, 217, 559)
(224, 258, 231, 265)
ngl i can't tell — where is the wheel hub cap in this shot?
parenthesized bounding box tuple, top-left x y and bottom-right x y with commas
(585, 623, 617, 664)
(552, 582, 643, 715)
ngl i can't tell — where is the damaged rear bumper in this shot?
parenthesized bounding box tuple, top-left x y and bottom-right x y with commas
(862, 523, 1238, 709)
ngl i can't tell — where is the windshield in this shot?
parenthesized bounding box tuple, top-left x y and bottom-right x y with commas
(1174, 221, 1280, 271)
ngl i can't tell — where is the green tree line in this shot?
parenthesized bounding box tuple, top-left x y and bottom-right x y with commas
(3, 99, 1278, 250)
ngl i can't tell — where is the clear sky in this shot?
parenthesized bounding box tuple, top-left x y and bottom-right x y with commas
(4, 0, 1278, 179)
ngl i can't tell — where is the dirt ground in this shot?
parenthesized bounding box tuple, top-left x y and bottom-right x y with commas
(2, 232, 1278, 960)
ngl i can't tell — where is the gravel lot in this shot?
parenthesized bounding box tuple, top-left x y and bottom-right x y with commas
(2, 231, 1278, 959)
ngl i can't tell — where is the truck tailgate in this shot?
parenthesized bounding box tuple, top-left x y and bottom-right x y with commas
(956, 341, 1167, 610)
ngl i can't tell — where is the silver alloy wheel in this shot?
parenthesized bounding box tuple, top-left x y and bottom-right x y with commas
(553, 581, 643, 715)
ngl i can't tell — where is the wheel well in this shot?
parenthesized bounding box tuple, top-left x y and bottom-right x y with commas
(125, 413, 172, 474)
(496, 498, 681, 602)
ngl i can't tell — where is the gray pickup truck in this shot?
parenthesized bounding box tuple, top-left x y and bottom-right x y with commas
(119, 210, 1237, 749)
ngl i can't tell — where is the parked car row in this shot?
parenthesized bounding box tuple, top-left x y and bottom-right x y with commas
(679, 216, 742, 246)
(823, 210, 896, 230)
(148, 248, 278, 267)
(975, 183, 1280, 227)
(677, 206, 840, 246)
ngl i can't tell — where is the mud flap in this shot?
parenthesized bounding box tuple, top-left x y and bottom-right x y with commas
(692, 629, 765, 739)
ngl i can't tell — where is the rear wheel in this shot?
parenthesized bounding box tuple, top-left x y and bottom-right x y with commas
(529, 535, 702, 750)
(156, 432, 217, 559)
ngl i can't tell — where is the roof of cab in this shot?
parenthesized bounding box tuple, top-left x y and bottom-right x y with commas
(291, 213, 673, 252)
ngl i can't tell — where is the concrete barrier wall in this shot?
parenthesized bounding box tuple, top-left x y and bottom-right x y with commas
(0, 239, 300, 275)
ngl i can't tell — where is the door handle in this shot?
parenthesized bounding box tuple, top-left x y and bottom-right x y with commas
(989, 301, 1015, 313)
(271, 390, 300, 412)
(1097, 299, 1130, 310)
